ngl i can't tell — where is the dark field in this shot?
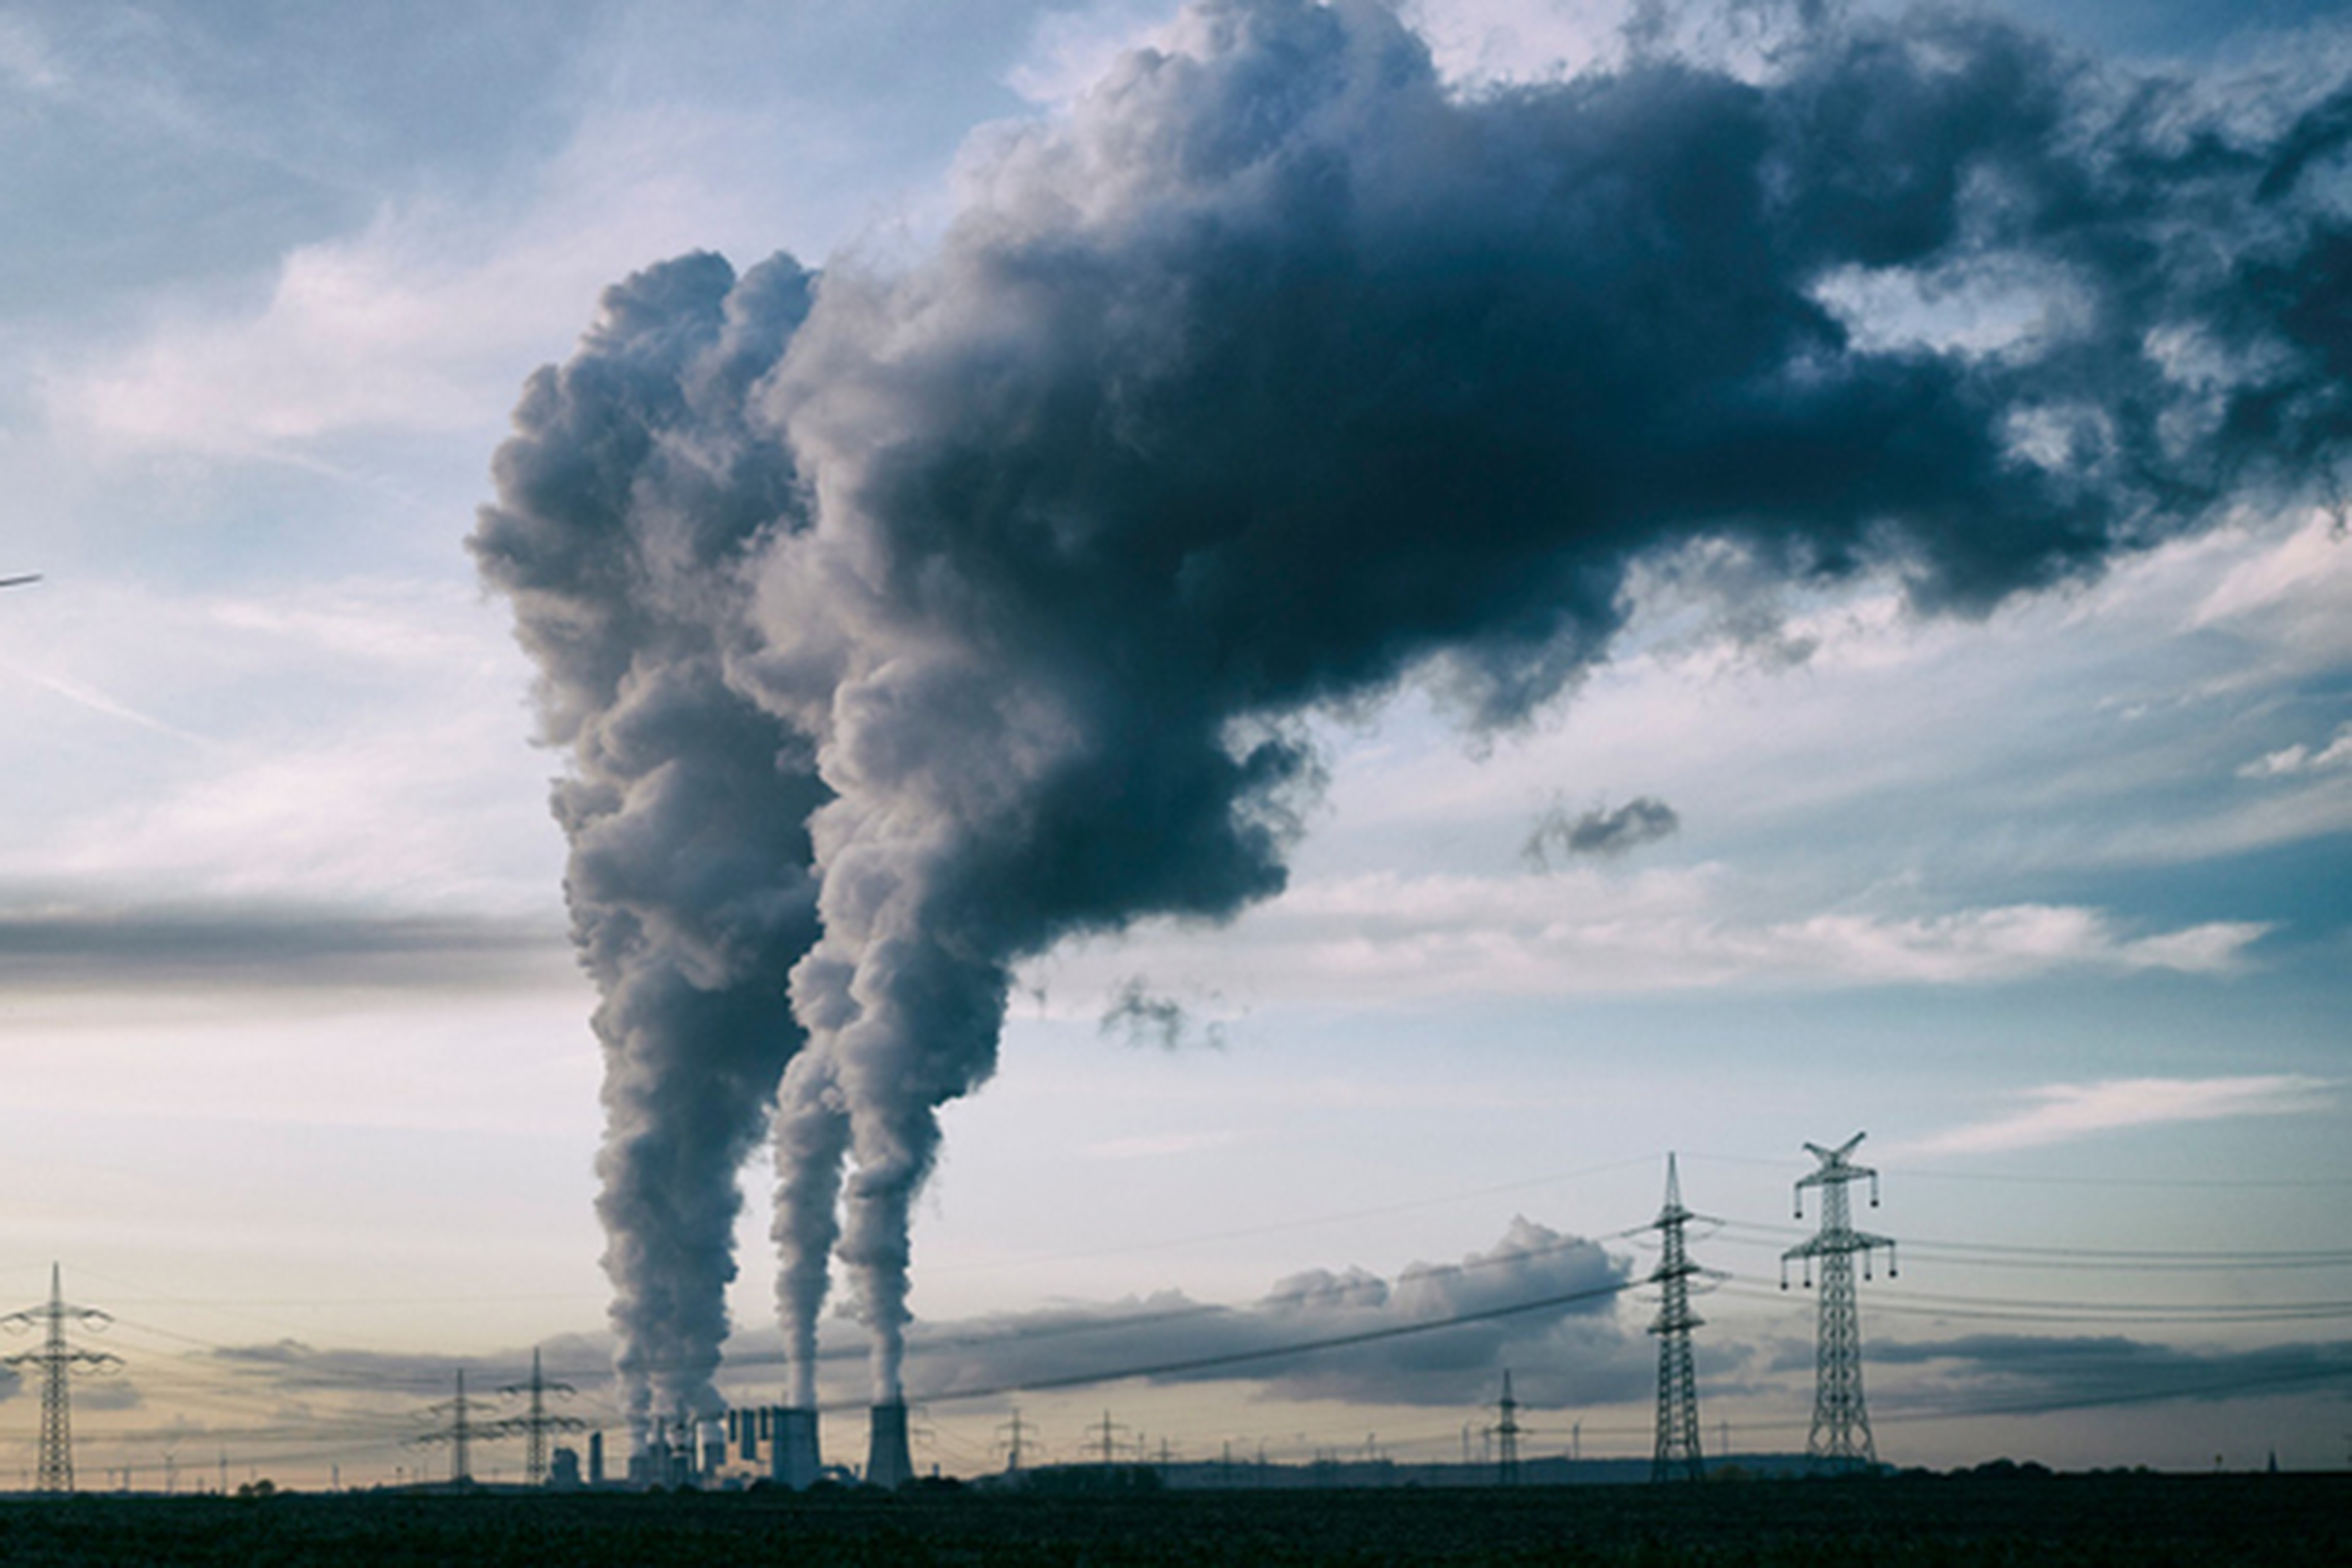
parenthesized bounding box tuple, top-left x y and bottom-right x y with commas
(0, 1473, 2338, 1566)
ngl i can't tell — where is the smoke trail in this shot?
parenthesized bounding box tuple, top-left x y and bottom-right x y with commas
(488, 0, 2352, 1408)
(470, 253, 827, 1435)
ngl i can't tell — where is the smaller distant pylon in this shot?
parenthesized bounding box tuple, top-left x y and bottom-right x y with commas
(1492, 1370, 1522, 1486)
(1649, 1153, 1711, 1482)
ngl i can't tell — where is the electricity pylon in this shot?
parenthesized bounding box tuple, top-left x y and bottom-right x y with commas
(1490, 1370, 1522, 1485)
(1091, 1409, 1130, 1469)
(1649, 1154, 1709, 1482)
(1, 1265, 121, 1494)
(996, 1407, 1028, 1473)
(1782, 1133, 1897, 1472)
(492, 1348, 583, 1485)
(413, 1368, 492, 1485)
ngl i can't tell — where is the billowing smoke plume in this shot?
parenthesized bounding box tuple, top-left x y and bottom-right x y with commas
(469, 255, 827, 1438)
(481, 0, 2352, 1410)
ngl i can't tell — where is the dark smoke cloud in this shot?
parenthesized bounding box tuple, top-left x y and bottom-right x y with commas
(1522, 797, 1683, 867)
(470, 253, 827, 1440)
(480, 0, 2352, 1410)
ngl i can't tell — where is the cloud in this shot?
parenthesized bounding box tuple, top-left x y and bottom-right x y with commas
(1522, 796, 1681, 868)
(0, 902, 568, 995)
(0, 577, 566, 915)
(1030, 878, 2273, 1009)
(1873, 1334, 2352, 1418)
(1894, 1076, 2336, 1157)
(2241, 722, 2352, 779)
(897, 1217, 1641, 1410)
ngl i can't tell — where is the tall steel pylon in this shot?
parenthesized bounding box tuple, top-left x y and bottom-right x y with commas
(413, 1368, 492, 1485)
(1649, 1154, 1708, 1482)
(1782, 1133, 1897, 1472)
(493, 1348, 583, 1486)
(1, 1265, 121, 1495)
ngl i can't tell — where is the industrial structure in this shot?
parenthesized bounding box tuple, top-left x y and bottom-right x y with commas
(1, 1265, 119, 1495)
(1647, 1155, 1707, 1482)
(866, 1401, 915, 1488)
(1782, 1134, 1897, 1472)
(3, 1140, 1922, 1493)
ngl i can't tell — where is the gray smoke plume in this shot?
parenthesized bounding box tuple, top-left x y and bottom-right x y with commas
(469, 254, 827, 1440)
(482, 0, 2352, 1410)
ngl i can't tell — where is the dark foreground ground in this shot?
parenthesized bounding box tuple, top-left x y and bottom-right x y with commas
(0, 1472, 2340, 1567)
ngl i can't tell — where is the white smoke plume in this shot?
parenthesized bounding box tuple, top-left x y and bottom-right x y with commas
(480, 1, 2352, 1410)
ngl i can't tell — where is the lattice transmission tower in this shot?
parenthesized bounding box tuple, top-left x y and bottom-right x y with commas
(1490, 1370, 1522, 1486)
(1, 1265, 121, 1495)
(1782, 1133, 1897, 1472)
(413, 1368, 493, 1485)
(492, 1348, 583, 1485)
(1649, 1154, 1710, 1482)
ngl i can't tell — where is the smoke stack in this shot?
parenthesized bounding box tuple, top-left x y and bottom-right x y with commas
(589, 1430, 604, 1487)
(773, 1406, 822, 1490)
(865, 1403, 913, 1490)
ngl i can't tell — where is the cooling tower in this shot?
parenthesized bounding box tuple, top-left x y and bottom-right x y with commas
(865, 1401, 914, 1489)
(773, 1405, 822, 1490)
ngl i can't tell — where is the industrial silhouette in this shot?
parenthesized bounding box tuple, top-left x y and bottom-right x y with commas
(6, 1142, 1927, 1492)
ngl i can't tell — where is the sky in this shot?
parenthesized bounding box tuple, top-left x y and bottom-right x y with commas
(0, 0, 2347, 1490)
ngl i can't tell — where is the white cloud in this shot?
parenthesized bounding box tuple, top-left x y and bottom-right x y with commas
(1398, 0, 1629, 87)
(0, 577, 562, 914)
(2190, 510, 2352, 672)
(1025, 871, 2269, 1009)
(41, 83, 942, 464)
(1894, 1075, 2336, 1157)
(2240, 722, 2352, 779)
